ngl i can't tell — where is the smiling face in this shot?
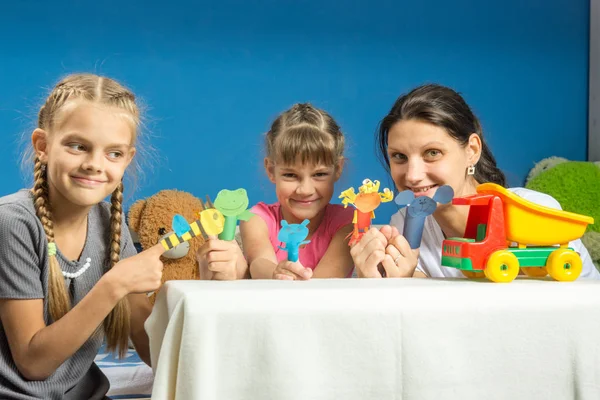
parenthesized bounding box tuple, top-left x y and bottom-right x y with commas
(386, 119, 481, 200)
(265, 158, 342, 224)
(33, 102, 136, 211)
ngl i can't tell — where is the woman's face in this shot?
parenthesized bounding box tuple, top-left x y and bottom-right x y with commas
(386, 119, 481, 199)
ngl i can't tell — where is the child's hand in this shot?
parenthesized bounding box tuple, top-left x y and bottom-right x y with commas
(108, 243, 164, 296)
(350, 228, 388, 278)
(196, 236, 246, 280)
(273, 260, 313, 280)
(381, 229, 419, 278)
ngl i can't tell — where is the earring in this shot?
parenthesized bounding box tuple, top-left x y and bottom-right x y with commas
(467, 165, 475, 176)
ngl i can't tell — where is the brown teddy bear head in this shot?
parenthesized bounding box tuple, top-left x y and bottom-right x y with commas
(128, 190, 206, 301)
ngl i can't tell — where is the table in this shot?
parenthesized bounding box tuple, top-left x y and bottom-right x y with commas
(146, 278, 600, 400)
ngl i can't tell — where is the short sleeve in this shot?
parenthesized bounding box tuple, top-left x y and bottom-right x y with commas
(250, 202, 277, 232)
(325, 205, 354, 235)
(120, 214, 138, 260)
(0, 204, 44, 299)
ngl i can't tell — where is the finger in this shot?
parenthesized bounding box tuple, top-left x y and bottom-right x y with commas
(351, 233, 386, 270)
(390, 226, 401, 238)
(274, 273, 294, 280)
(212, 271, 235, 281)
(385, 243, 401, 261)
(381, 254, 401, 278)
(149, 242, 168, 257)
(206, 250, 235, 263)
(390, 234, 412, 256)
(281, 261, 312, 279)
(360, 250, 385, 278)
(207, 261, 235, 273)
(356, 230, 386, 256)
(379, 225, 394, 241)
(204, 237, 233, 251)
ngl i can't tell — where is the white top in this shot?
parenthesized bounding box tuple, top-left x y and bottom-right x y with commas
(390, 187, 600, 279)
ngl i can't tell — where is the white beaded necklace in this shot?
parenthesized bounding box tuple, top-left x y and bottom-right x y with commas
(62, 257, 92, 279)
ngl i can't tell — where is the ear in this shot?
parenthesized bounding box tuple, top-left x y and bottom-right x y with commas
(127, 199, 146, 231)
(264, 158, 276, 183)
(334, 157, 345, 181)
(31, 128, 50, 163)
(466, 133, 482, 167)
(125, 146, 137, 168)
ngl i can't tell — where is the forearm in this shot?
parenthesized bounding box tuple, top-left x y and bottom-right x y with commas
(249, 258, 278, 279)
(22, 276, 122, 379)
(312, 264, 351, 278)
(128, 294, 152, 366)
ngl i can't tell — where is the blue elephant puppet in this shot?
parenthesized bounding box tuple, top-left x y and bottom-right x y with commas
(278, 220, 311, 263)
(394, 185, 454, 249)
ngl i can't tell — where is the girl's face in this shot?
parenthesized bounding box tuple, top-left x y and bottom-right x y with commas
(265, 158, 342, 224)
(33, 102, 136, 210)
(387, 119, 481, 199)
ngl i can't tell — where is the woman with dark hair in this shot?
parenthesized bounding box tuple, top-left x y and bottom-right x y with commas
(350, 84, 599, 279)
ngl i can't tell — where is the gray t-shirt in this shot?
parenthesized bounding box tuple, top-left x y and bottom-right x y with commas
(0, 190, 137, 399)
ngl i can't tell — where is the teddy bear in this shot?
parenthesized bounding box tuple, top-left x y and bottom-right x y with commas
(525, 157, 600, 271)
(128, 190, 207, 302)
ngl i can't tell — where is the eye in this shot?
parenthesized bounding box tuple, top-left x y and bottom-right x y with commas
(390, 153, 407, 162)
(158, 227, 167, 236)
(282, 173, 296, 178)
(314, 172, 329, 178)
(107, 151, 124, 159)
(424, 149, 442, 160)
(67, 143, 86, 152)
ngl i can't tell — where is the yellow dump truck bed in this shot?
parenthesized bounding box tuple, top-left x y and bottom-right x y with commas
(477, 183, 593, 246)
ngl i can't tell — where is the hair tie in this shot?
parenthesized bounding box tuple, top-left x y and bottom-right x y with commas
(47, 243, 57, 257)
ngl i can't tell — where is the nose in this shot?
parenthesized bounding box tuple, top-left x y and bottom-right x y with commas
(81, 151, 104, 173)
(296, 178, 315, 196)
(405, 158, 426, 185)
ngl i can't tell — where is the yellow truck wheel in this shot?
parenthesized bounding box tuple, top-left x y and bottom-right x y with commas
(521, 267, 548, 278)
(546, 249, 582, 281)
(484, 250, 520, 283)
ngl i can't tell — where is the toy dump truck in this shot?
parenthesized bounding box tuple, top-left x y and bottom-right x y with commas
(441, 183, 594, 282)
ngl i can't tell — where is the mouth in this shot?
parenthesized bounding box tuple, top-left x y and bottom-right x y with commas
(291, 198, 320, 206)
(71, 176, 107, 186)
(406, 184, 438, 196)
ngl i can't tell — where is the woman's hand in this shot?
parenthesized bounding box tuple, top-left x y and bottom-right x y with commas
(379, 226, 419, 278)
(350, 228, 388, 278)
(350, 226, 419, 278)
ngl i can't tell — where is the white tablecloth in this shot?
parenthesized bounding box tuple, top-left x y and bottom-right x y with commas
(146, 278, 600, 400)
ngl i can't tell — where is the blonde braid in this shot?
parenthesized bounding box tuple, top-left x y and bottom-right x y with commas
(31, 73, 141, 357)
(32, 157, 71, 321)
(103, 182, 131, 357)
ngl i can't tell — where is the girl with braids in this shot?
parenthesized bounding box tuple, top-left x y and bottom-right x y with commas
(237, 103, 354, 280)
(351, 84, 599, 279)
(0, 73, 165, 399)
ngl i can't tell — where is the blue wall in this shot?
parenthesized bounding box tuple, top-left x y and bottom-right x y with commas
(0, 0, 589, 223)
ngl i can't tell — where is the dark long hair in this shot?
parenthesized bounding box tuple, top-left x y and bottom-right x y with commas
(376, 84, 506, 187)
